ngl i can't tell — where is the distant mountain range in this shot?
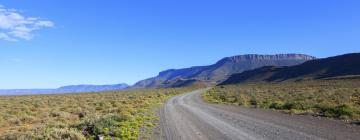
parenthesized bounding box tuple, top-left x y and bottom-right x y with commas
(0, 83, 129, 95)
(131, 54, 315, 88)
(220, 53, 360, 85)
(3, 53, 338, 95)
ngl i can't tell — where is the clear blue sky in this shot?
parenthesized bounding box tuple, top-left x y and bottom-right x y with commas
(0, 0, 359, 89)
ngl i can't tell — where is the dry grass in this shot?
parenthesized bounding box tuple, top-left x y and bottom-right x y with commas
(203, 79, 360, 121)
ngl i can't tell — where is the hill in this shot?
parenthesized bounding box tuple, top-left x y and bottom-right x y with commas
(220, 53, 360, 85)
(0, 83, 129, 95)
(160, 78, 210, 88)
(132, 54, 315, 88)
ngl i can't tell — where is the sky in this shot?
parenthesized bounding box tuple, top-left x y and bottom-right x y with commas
(0, 0, 359, 89)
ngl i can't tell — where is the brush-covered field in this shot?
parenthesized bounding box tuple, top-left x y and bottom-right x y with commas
(0, 88, 193, 140)
(203, 79, 360, 122)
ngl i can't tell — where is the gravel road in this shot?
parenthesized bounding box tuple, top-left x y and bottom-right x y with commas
(159, 89, 360, 140)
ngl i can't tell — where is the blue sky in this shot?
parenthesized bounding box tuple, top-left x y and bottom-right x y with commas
(0, 0, 359, 89)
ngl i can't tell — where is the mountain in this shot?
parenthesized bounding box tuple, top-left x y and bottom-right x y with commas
(160, 78, 210, 88)
(0, 89, 54, 95)
(132, 54, 315, 88)
(0, 83, 129, 95)
(56, 84, 129, 93)
(220, 53, 360, 85)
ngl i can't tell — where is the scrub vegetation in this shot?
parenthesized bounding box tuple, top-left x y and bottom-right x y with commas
(203, 79, 360, 122)
(0, 88, 193, 140)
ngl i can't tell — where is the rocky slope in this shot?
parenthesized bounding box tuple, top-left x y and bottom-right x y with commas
(220, 53, 360, 85)
(132, 54, 315, 88)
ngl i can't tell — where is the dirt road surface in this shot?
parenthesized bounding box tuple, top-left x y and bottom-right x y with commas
(159, 89, 360, 140)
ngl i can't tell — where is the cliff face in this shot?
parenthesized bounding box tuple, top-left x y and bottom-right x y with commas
(131, 54, 315, 88)
(219, 54, 315, 62)
(220, 53, 360, 85)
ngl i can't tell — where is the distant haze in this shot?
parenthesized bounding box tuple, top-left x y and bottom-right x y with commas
(0, 84, 129, 95)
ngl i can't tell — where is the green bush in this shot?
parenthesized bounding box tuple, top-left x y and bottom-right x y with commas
(334, 104, 353, 118)
(259, 100, 271, 109)
(269, 101, 284, 109)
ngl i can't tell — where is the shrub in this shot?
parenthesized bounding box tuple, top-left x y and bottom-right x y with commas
(269, 101, 284, 110)
(250, 96, 258, 106)
(8, 118, 21, 125)
(226, 96, 237, 104)
(78, 112, 86, 119)
(77, 114, 124, 137)
(0, 87, 194, 138)
(282, 102, 307, 110)
(0, 128, 85, 140)
(19, 115, 35, 124)
(259, 100, 271, 109)
(236, 95, 246, 106)
(48, 128, 86, 140)
(334, 104, 353, 118)
(203, 79, 360, 121)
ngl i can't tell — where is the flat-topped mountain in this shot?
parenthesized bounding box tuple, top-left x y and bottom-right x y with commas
(220, 54, 315, 61)
(132, 54, 315, 88)
(220, 53, 360, 85)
